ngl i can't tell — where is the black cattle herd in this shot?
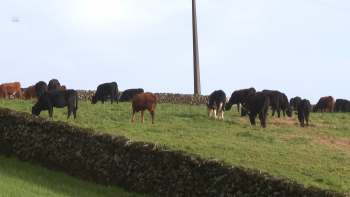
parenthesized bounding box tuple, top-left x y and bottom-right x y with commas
(206, 88, 350, 128)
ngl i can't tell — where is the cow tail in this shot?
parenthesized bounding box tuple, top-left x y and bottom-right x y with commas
(75, 91, 78, 111)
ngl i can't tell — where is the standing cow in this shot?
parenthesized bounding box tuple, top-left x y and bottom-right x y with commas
(296, 99, 311, 127)
(313, 96, 334, 113)
(0, 82, 22, 100)
(243, 92, 270, 128)
(334, 99, 350, 112)
(225, 88, 256, 112)
(23, 85, 37, 100)
(91, 82, 119, 104)
(262, 90, 292, 118)
(206, 90, 226, 120)
(35, 81, 48, 98)
(48, 79, 61, 91)
(119, 88, 144, 102)
(32, 90, 78, 119)
(132, 92, 158, 124)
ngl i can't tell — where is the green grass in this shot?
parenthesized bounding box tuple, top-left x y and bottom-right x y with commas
(0, 156, 148, 197)
(1, 99, 350, 193)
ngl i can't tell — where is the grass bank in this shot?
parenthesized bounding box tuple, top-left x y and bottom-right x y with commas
(1, 99, 350, 193)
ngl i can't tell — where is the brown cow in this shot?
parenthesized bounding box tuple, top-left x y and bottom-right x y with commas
(313, 96, 334, 113)
(60, 85, 67, 90)
(132, 92, 158, 124)
(0, 82, 22, 99)
(23, 85, 37, 100)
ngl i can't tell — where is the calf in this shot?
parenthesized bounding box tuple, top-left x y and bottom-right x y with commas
(92, 82, 119, 104)
(0, 82, 22, 99)
(32, 90, 78, 119)
(296, 99, 311, 127)
(313, 96, 334, 113)
(23, 85, 36, 100)
(35, 81, 48, 98)
(225, 87, 256, 112)
(120, 88, 144, 102)
(243, 92, 270, 128)
(334, 99, 350, 112)
(132, 92, 158, 124)
(206, 90, 226, 120)
(60, 85, 67, 90)
(48, 79, 61, 91)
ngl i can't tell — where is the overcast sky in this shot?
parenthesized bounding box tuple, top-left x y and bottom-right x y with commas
(1, 0, 349, 104)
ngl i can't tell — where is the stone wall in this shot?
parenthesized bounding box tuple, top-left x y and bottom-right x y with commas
(0, 108, 347, 197)
(11, 89, 210, 106)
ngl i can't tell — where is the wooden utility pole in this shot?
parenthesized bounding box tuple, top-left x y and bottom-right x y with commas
(192, 0, 201, 95)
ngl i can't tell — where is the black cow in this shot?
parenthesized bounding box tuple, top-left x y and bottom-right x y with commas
(32, 90, 78, 119)
(48, 79, 61, 91)
(262, 90, 292, 118)
(35, 81, 48, 98)
(225, 87, 256, 112)
(92, 82, 119, 104)
(290, 96, 301, 111)
(120, 88, 144, 102)
(334, 99, 350, 112)
(206, 90, 226, 120)
(296, 99, 311, 127)
(243, 92, 270, 128)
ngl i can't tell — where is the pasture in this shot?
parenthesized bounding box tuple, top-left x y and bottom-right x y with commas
(1, 99, 350, 193)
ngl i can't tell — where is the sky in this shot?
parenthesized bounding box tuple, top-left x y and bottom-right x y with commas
(1, 0, 350, 104)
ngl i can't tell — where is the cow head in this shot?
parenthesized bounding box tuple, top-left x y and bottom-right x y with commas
(91, 96, 97, 104)
(286, 107, 293, 117)
(32, 105, 41, 116)
(224, 103, 233, 111)
(206, 103, 214, 117)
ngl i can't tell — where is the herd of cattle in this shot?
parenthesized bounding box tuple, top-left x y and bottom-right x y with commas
(0, 80, 156, 124)
(1, 81, 350, 127)
(206, 88, 348, 128)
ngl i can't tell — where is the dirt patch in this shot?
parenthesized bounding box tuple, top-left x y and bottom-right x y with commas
(313, 137, 350, 155)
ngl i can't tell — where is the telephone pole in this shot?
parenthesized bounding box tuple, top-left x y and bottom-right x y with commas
(192, 0, 201, 95)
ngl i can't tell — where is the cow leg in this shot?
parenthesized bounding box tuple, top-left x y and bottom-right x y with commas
(150, 109, 155, 124)
(237, 103, 240, 112)
(282, 109, 286, 117)
(271, 109, 275, 116)
(49, 106, 53, 118)
(306, 114, 309, 126)
(221, 110, 224, 120)
(277, 108, 281, 118)
(132, 110, 136, 123)
(141, 110, 145, 123)
(67, 107, 72, 119)
(214, 109, 217, 119)
(73, 107, 77, 119)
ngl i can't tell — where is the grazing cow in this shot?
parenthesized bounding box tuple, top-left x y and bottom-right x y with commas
(334, 99, 350, 112)
(206, 90, 226, 120)
(132, 92, 158, 124)
(91, 82, 119, 104)
(60, 85, 67, 90)
(296, 99, 311, 127)
(313, 96, 334, 113)
(243, 92, 270, 128)
(48, 79, 61, 91)
(290, 96, 301, 111)
(120, 88, 144, 102)
(23, 85, 36, 100)
(225, 88, 256, 112)
(262, 90, 292, 118)
(0, 82, 22, 99)
(35, 81, 48, 98)
(32, 90, 78, 119)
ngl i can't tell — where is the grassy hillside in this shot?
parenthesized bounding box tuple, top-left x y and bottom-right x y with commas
(1, 99, 350, 193)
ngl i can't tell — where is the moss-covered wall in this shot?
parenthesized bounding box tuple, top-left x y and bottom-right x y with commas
(0, 108, 347, 197)
(12, 89, 210, 106)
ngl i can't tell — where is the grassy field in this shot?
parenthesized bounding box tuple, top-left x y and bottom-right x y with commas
(0, 156, 148, 197)
(1, 99, 350, 194)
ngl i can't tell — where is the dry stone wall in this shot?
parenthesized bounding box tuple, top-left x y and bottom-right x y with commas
(0, 108, 347, 197)
(11, 89, 210, 106)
